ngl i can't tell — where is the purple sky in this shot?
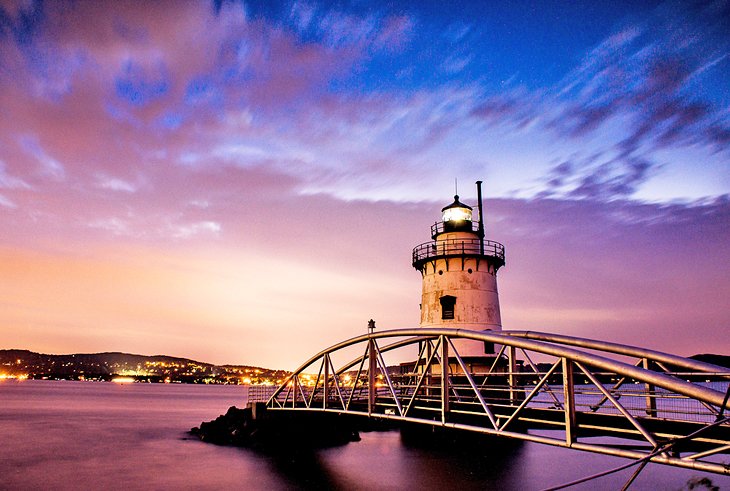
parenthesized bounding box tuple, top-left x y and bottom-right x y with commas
(0, 0, 728, 368)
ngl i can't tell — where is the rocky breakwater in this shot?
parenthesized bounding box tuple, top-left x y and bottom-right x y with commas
(191, 403, 362, 450)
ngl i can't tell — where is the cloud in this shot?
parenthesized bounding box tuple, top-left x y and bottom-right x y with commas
(0, 0, 726, 214)
(169, 220, 221, 239)
(87, 215, 221, 241)
(558, 7, 728, 147)
(289, 1, 317, 32)
(20, 135, 65, 180)
(443, 22, 471, 44)
(0, 193, 15, 208)
(491, 196, 730, 358)
(470, 2, 729, 201)
(0, 160, 30, 189)
(0, 159, 28, 209)
(114, 59, 170, 107)
(88, 217, 131, 236)
(96, 174, 138, 193)
(212, 143, 270, 164)
(7, 191, 730, 365)
(538, 153, 656, 201)
(288, 1, 413, 52)
(441, 54, 472, 74)
(372, 15, 413, 52)
(188, 199, 210, 209)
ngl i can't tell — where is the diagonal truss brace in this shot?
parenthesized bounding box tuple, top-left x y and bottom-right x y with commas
(403, 337, 441, 417)
(447, 337, 500, 430)
(501, 359, 562, 432)
(521, 348, 564, 410)
(371, 339, 404, 416)
(576, 362, 659, 449)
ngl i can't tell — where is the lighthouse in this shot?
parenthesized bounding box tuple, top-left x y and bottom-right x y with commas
(411, 181, 505, 360)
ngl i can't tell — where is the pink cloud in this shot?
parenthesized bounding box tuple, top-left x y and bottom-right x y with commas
(2, 183, 728, 367)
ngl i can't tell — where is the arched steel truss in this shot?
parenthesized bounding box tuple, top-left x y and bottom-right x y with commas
(261, 328, 730, 476)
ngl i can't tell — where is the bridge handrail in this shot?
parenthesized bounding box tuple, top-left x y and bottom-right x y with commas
(270, 328, 730, 410)
(504, 330, 730, 375)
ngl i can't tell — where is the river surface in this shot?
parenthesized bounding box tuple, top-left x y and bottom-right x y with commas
(0, 380, 726, 490)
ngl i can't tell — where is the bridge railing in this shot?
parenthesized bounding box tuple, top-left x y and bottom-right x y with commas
(264, 328, 730, 476)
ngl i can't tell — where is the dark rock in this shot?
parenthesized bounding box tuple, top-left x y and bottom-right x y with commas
(191, 403, 362, 450)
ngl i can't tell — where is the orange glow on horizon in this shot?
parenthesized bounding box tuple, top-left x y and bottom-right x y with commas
(111, 377, 136, 384)
(0, 374, 28, 380)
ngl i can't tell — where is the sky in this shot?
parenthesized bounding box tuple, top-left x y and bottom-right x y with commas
(0, 0, 728, 369)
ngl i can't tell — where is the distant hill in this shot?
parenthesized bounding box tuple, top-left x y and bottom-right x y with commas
(0, 349, 289, 384)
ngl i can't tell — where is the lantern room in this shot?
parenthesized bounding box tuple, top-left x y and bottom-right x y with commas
(441, 195, 473, 232)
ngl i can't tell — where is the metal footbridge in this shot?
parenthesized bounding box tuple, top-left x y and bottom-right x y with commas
(252, 328, 730, 479)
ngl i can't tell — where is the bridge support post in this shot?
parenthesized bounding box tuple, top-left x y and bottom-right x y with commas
(368, 339, 376, 415)
(562, 358, 577, 445)
(292, 375, 298, 408)
(508, 346, 517, 405)
(426, 340, 433, 398)
(642, 358, 658, 417)
(441, 335, 449, 422)
(323, 354, 329, 409)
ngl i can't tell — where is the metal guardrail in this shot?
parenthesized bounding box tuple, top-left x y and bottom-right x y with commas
(248, 385, 278, 404)
(412, 238, 505, 266)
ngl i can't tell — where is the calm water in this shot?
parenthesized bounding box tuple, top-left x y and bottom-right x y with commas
(0, 380, 726, 490)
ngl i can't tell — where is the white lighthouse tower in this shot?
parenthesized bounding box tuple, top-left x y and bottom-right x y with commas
(411, 181, 505, 360)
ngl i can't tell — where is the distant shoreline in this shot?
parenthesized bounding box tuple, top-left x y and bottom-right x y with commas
(0, 349, 290, 385)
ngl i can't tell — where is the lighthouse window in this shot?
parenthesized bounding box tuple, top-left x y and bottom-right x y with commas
(440, 295, 456, 320)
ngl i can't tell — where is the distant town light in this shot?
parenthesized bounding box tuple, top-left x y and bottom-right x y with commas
(111, 376, 136, 384)
(0, 373, 28, 380)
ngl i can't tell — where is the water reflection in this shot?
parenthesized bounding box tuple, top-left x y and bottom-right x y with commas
(251, 445, 342, 490)
(307, 428, 526, 490)
(245, 429, 516, 490)
(1, 381, 723, 490)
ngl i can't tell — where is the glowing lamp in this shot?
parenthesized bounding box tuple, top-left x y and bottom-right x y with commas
(441, 195, 473, 231)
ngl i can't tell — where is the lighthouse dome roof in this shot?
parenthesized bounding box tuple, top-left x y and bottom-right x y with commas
(441, 195, 472, 212)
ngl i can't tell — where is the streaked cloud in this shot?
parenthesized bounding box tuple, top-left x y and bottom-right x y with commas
(87, 217, 132, 236)
(0, 161, 30, 189)
(96, 174, 138, 193)
(87, 215, 222, 241)
(20, 136, 65, 180)
(169, 220, 221, 239)
(2, 1, 724, 204)
(0, 193, 16, 208)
